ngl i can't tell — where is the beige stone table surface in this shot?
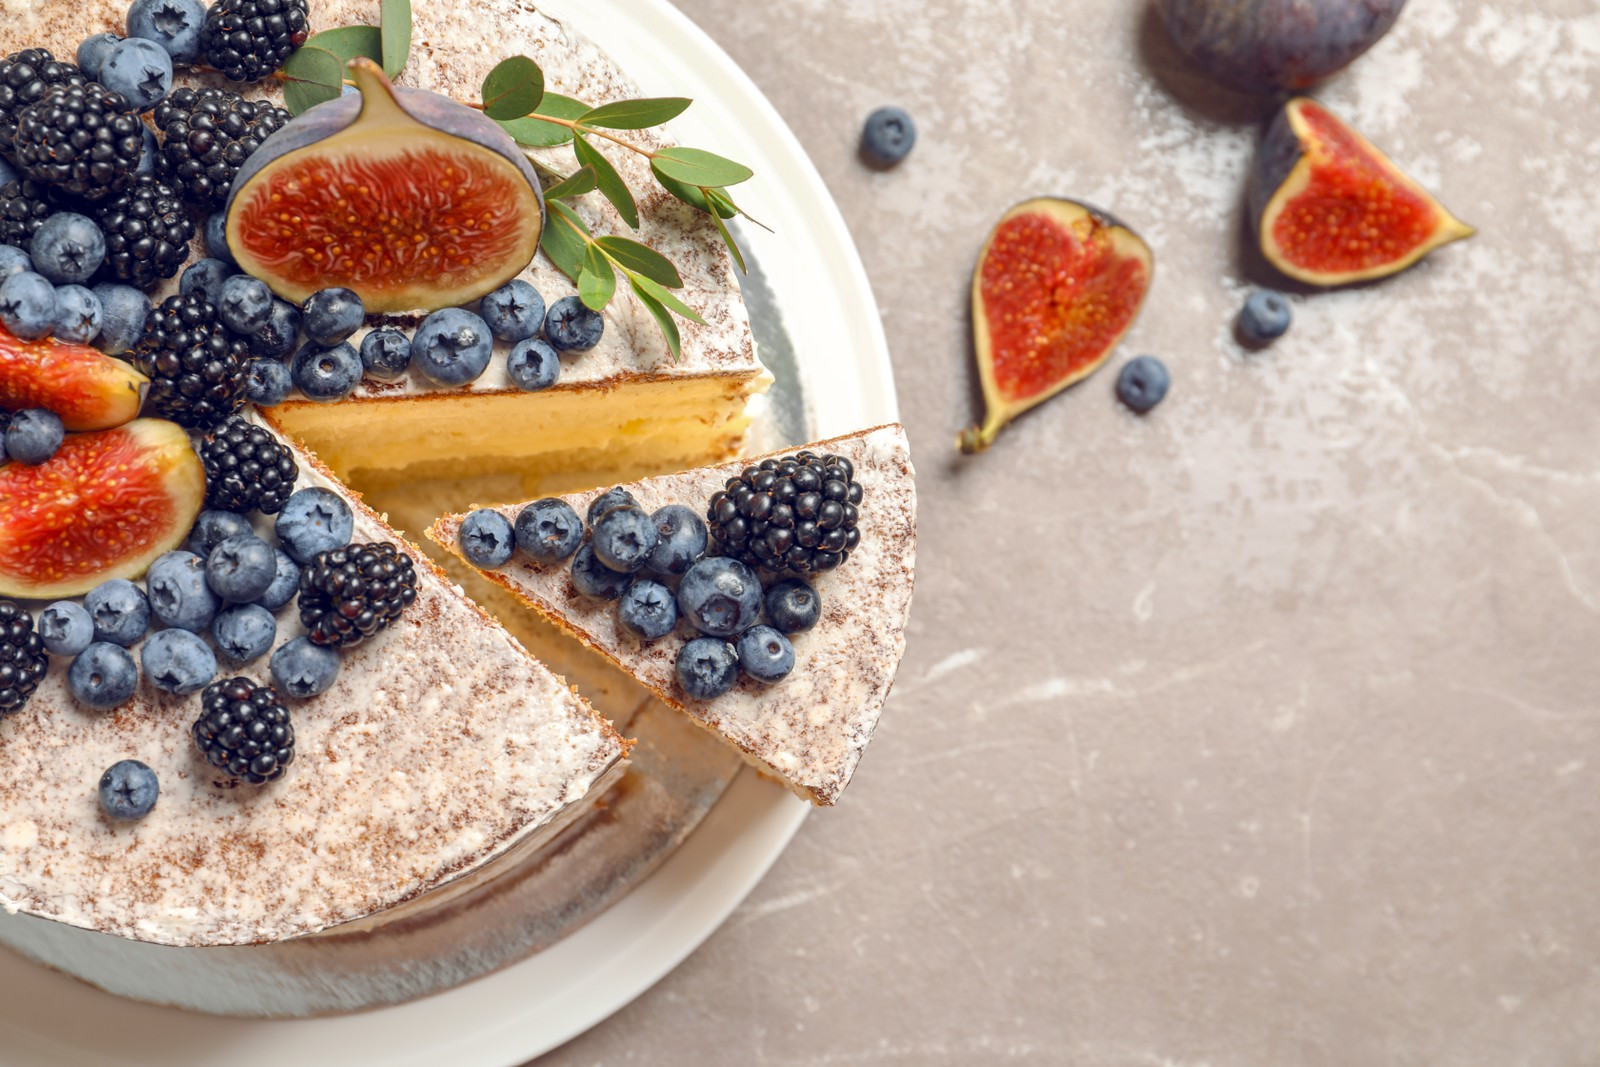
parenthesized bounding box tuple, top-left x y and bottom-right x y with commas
(538, 1, 1600, 1064)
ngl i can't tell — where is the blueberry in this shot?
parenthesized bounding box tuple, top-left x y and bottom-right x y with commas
(0, 244, 31, 281)
(617, 578, 677, 641)
(140, 627, 215, 695)
(249, 299, 300, 359)
(69, 643, 140, 709)
(591, 505, 658, 574)
(676, 637, 739, 700)
(4, 408, 63, 465)
(860, 106, 916, 167)
(244, 357, 293, 406)
(646, 504, 707, 577)
(146, 550, 220, 632)
(585, 487, 637, 526)
(302, 287, 364, 346)
(542, 295, 604, 352)
(204, 212, 235, 265)
(458, 509, 515, 568)
(359, 326, 411, 379)
(270, 635, 340, 698)
(38, 601, 94, 657)
(217, 274, 272, 334)
(677, 557, 762, 637)
(98, 758, 159, 820)
(179, 258, 234, 305)
(0, 271, 58, 339)
(412, 307, 493, 385)
(737, 625, 795, 683)
(256, 548, 300, 610)
(506, 337, 561, 392)
(479, 279, 545, 342)
(1115, 355, 1170, 414)
(764, 578, 821, 634)
(570, 543, 633, 600)
(212, 602, 276, 663)
(76, 33, 122, 79)
(1238, 289, 1292, 346)
(275, 487, 353, 563)
(100, 37, 173, 111)
(186, 509, 252, 557)
(290, 341, 362, 401)
(127, 0, 206, 65)
(91, 283, 150, 354)
(52, 284, 102, 344)
(30, 214, 106, 285)
(205, 534, 277, 602)
(136, 123, 157, 175)
(84, 579, 150, 646)
(0, 159, 12, 186)
(513, 498, 583, 563)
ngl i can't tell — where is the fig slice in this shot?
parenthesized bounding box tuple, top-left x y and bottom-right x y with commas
(1160, 0, 1408, 95)
(0, 323, 148, 431)
(1252, 97, 1474, 286)
(959, 198, 1153, 454)
(225, 58, 546, 313)
(0, 418, 205, 599)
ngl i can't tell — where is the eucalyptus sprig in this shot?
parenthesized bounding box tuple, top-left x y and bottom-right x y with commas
(277, 0, 760, 360)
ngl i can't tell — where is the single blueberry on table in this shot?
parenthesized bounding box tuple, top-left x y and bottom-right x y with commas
(4, 408, 64, 465)
(1115, 355, 1171, 415)
(127, 0, 206, 64)
(543, 295, 604, 352)
(275, 487, 353, 563)
(514, 498, 583, 564)
(212, 602, 277, 664)
(52, 283, 102, 344)
(737, 624, 796, 684)
(84, 579, 150, 647)
(412, 307, 493, 386)
(76, 32, 122, 79)
(764, 577, 821, 635)
(570, 543, 633, 601)
(591, 505, 659, 574)
(0, 271, 59, 340)
(359, 326, 411, 380)
(617, 578, 678, 642)
(676, 637, 740, 700)
(141, 627, 216, 695)
(505, 337, 560, 392)
(290, 341, 362, 401)
(586, 487, 637, 527)
(249, 298, 301, 360)
(302, 287, 364, 346)
(68, 642, 139, 710)
(270, 635, 341, 698)
(1237, 288, 1292, 346)
(204, 212, 235, 265)
(860, 106, 916, 167)
(98, 758, 159, 820)
(99, 37, 173, 112)
(38, 601, 94, 657)
(179, 258, 234, 305)
(244, 357, 293, 407)
(458, 510, 516, 569)
(479, 279, 545, 343)
(217, 274, 272, 335)
(677, 556, 762, 637)
(146, 550, 220, 632)
(186, 509, 253, 558)
(646, 504, 708, 578)
(255, 548, 300, 611)
(205, 534, 278, 603)
(92, 283, 151, 355)
(0, 244, 31, 280)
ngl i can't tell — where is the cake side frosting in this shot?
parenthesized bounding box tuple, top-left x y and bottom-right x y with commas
(430, 425, 917, 805)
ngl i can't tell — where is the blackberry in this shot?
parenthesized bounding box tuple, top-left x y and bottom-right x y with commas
(131, 292, 249, 429)
(91, 174, 195, 289)
(0, 49, 87, 154)
(199, 0, 310, 83)
(0, 600, 47, 717)
(707, 451, 866, 575)
(297, 542, 418, 649)
(153, 87, 290, 210)
(192, 677, 295, 784)
(13, 82, 144, 202)
(198, 416, 299, 515)
(0, 178, 56, 249)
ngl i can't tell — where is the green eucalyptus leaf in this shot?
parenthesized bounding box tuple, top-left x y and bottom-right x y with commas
(541, 201, 591, 280)
(282, 46, 345, 116)
(306, 25, 382, 65)
(573, 135, 639, 229)
(579, 97, 691, 130)
(543, 166, 598, 201)
(579, 245, 616, 311)
(650, 147, 753, 188)
(497, 116, 573, 148)
(595, 236, 682, 289)
(650, 165, 738, 219)
(629, 277, 682, 361)
(481, 56, 545, 120)
(537, 93, 591, 120)
(380, 0, 411, 77)
(708, 205, 747, 274)
(631, 273, 706, 325)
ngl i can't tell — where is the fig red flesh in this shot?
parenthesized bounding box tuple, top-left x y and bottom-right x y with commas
(0, 325, 148, 432)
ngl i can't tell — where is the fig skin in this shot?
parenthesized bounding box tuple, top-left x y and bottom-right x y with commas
(1159, 0, 1408, 94)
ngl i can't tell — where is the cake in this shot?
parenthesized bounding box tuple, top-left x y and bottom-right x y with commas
(430, 425, 917, 806)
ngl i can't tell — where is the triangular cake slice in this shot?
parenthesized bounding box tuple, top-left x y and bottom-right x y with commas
(430, 425, 915, 806)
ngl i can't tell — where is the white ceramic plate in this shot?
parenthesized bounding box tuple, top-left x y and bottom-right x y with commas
(0, 0, 898, 1063)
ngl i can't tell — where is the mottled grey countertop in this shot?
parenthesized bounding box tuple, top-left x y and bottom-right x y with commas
(539, 1, 1600, 1063)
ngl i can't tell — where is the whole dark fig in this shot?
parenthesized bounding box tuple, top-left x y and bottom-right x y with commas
(1159, 0, 1408, 94)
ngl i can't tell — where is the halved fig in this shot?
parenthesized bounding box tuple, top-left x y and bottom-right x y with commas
(225, 59, 546, 313)
(1251, 97, 1473, 286)
(0, 419, 205, 599)
(1160, 0, 1408, 94)
(0, 324, 148, 431)
(959, 198, 1153, 454)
